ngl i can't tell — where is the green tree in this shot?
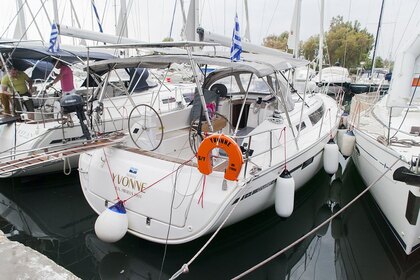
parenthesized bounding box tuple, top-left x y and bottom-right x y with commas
(162, 37, 174, 42)
(262, 16, 374, 69)
(365, 56, 385, 69)
(325, 16, 374, 68)
(262, 32, 289, 52)
(301, 35, 319, 62)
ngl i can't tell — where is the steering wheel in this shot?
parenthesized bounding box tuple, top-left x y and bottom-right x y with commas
(128, 104, 163, 151)
(188, 112, 233, 154)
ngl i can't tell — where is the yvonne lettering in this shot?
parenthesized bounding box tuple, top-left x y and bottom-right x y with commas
(111, 173, 147, 192)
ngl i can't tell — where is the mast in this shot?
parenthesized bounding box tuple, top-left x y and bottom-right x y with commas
(243, 0, 251, 42)
(184, 0, 199, 41)
(371, 0, 385, 78)
(116, 0, 129, 38)
(318, 0, 324, 81)
(287, 0, 302, 58)
(14, 0, 27, 40)
(179, 0, 188, 40)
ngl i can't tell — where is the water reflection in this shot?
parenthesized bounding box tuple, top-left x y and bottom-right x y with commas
(0, 161, 419, 279)
(0, 173, 97, 278)
(333, 160, 420, 280)
(84, 169, 334, 280)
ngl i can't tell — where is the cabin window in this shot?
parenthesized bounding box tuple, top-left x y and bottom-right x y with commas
(213, 76, 241, 93)
(161, 97, 176, 104)
(296, 121, 306, 131)
(239, 74, 271, 94)
(309, 104, 325, 125)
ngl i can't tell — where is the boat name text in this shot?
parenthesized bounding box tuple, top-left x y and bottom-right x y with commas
(111, 173, 147, 193)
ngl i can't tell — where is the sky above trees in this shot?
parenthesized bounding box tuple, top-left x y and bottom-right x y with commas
(0, 0, 419, 62)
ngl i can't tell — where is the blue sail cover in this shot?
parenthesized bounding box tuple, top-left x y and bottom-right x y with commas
(11, 59, 53, 80)
(128, 68, 156, 92)
(0, 44, 114, 63)
(0, 43, 115, 81)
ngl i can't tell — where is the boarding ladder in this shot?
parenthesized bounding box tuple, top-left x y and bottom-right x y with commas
(0, 132, 126, 175)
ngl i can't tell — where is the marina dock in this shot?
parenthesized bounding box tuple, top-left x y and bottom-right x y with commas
(0, 230, 79, 279)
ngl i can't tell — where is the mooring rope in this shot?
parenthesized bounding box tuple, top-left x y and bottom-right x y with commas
(230, 157, 400, 280)
(169, 176, 256, 280)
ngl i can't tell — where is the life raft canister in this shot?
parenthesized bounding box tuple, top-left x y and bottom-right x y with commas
(196, 134, 244, 181)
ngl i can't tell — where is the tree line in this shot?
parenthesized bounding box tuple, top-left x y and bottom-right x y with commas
(263, 16, 392, 71)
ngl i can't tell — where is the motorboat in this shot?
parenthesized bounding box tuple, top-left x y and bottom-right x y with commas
(350, 29, 420, 255)
(349, 68, 390, 95)
(78, 42, 341, 244)
(312, 66, 352, 95)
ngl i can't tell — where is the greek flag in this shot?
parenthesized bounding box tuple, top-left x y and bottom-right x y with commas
(91, 0, 104, 33)
(48, 22, 60, 53)
(230, 13, 242, 62)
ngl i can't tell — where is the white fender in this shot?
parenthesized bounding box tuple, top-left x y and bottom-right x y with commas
(275, 169, 295, 218)
(323, 139, 339, 175)
(341, 112, 349, 128)
(336, 128, 347, 151)
(340, 130, 356, 158)
(95, 201, 128, 243)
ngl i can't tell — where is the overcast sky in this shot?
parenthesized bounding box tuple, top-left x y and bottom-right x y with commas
(1, 0, 419, 63)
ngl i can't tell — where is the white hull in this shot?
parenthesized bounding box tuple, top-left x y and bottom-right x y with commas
(79, 133, 329, 244)
(352, 128, 420, 254)
(79, 94, 340, 244)
(350, 93, 420, 255)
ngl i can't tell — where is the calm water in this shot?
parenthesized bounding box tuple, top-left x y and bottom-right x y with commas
(1, 159, 419, 280)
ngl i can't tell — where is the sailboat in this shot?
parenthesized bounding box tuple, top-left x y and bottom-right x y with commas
(349, 0, 389, 96)
(0, 1, 161, 178)
(0, 42, 125, 178)
(350, 27, 420, 255)
(78, 41, 341, 244)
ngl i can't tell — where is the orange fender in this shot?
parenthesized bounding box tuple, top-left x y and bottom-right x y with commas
(196, 134, 243, 181)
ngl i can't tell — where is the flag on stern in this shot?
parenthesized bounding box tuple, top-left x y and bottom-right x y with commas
(230, 13, 242, 62)
(48, 22, 60, 53)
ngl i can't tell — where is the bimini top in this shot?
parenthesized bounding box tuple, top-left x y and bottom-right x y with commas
(85, 47, 308, 78)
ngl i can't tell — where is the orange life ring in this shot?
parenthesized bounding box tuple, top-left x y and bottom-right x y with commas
(196, 134, 243, 181)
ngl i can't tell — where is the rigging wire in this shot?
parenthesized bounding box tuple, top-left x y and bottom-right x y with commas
(342, 0, 353, 67)
(9, 0, 48, 57)
(390, 75, 420, 140)
(169, 0, 178, 39)
(230, 157, 400, 280)
(264, 0, 281, 38)
(387, 2, 401, 61)
(393, 0, 420, 57)
(158, 167, 181, 280)
(258, 0, 267, 43)
(0, 0, 27, 39)
(169, 176, 257, 280)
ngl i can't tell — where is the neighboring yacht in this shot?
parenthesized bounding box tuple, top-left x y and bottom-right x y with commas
(349, 68, 390, 95)
(350, 29, 420, 255)
(312, 65, 352, 95)
(78, 42, 341, 244)
(0, 43, 195, 177)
